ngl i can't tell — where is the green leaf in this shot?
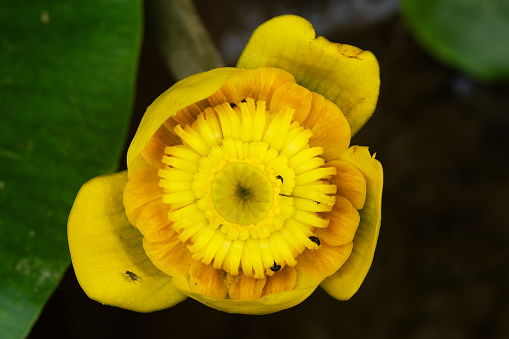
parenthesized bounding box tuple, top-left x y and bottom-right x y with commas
(0, 0, 142, 337)
(401, 0, 509, 81)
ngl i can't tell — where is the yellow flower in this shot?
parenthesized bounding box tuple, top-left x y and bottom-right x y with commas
(68, 15, 383, 314)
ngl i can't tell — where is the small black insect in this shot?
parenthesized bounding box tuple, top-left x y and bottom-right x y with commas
(309, 236, 321, 246)
(241, 98, 247, 103)
(276, 175, 284, 183)
(279, 193, 290, 197)
(229, 102, 236, 108)
(125, 270, 144, 283)
(270, 261, 282, 272)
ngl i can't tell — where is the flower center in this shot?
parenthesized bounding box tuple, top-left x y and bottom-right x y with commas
(212, 162, 273, 225)
(158, 98, 337, 279)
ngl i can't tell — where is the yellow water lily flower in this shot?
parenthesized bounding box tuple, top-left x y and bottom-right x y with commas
(68, 15, 383, 314)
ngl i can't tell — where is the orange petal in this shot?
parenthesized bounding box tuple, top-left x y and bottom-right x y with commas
(189, 261, 228, 299)
(140, 103, 205, 170)
(320, 146, 383, 300)
(143, 234, 194, 277)
(327, 160, 367, 210)
(123, 165, 163, 226)
(171, 103, 202, 127)
(206, 79, 242, 107)
(226, 273, 267, 301)
(315, 196, 360, 246)
(127, 154, 150, 178)
(172, 273, 317, 314)
(135, 199, 173, 242)
(296, 241, 353, 280)
(262, 266, 297, 296)
(232, 67, 296, 104)
(304, 92, 351, 161)
(141, 124, 180, 170)
(269, 82, 312, 122)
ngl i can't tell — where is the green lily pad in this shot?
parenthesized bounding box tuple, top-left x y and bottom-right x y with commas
(0, 1, 142, 337)
(401, 0, 509, 81)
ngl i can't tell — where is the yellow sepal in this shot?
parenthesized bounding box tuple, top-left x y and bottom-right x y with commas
(127, 67, 240, 168)
(237, 15, 380, 135)
(320, 146, 383, 300)
(67, 171, 187, 312)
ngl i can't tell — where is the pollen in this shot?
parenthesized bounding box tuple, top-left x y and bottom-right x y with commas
(157, 98, 337, 279)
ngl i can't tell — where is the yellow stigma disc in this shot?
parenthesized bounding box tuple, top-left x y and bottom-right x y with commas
(211, 162, 274, 225)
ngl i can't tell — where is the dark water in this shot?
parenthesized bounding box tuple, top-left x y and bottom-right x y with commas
(29, 1, 509, 338)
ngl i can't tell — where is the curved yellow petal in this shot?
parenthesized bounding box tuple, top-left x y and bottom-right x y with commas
(269, 81, 312, 123)
(295, 242, 353, 280)
(226, 273, 267, 301)
(327, 160, 367, 210)
(143, 235, 194, 277)
(127, 67, 239, 168)
(237, 15, 380, 135)
(320, 146, 383, 300)
(315, 195, 360, 247)
(262, 266, 298, 295)
(135, 199, 174, 243)
(127, 154, 151, 179)
(171, 273, 317, 315)
(230, 67, 296, 104)
(68, 171, 187, 312)
(304, 92, 351, 161)
(140, 123, 181, 170)
(123, 165, 163, 226)
(189, 261, 228, 298)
